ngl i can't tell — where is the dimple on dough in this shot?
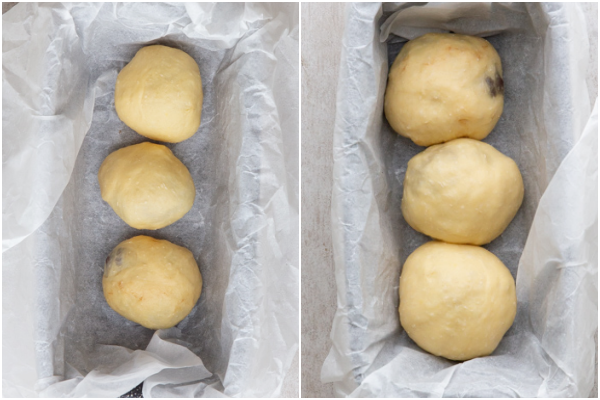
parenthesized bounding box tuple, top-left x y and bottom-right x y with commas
(115, 45, 203, 143)
(399, 241, 516, 361)
(98, 142, 195, 230)
(385, 33, 504, 147)
(103, 235, 202, 330)
(402, 138, 523, 245)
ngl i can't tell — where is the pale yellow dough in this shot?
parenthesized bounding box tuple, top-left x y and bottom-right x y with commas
(402, 138, 523, 245)
(385, 33, 504, 146)
(103, 235, 202, 330)
(98, 142, 195, 230)
(399, 241, 516, 361)
(115, 45, 203, 143)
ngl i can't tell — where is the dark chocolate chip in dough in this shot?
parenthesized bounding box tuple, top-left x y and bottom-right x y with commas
(105, 247, 124, 275)
(496, 74, 504, 95)
(486, 72, 504, 98)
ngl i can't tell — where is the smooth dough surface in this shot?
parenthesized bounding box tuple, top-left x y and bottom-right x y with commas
(98, 142, 195, 230)
(385, 33, 504, 146)
(402, 138, 523, 245)
(115, 45, 203, 143)
(399, 241, 516, 361)
(103, 235, 202, 330)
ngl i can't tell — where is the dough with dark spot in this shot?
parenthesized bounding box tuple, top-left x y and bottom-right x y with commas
(103, 235, 202, 330)
(385, 33, 504, 146)
(486, 73, 504, 97)
(104, 247, 126, 277)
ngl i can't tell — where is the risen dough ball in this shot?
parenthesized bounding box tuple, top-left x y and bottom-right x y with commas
(103, 236, 202, 330)
(115, 45, 203, 143)
(385, 33, 504, 146)
(402, 138, 523, 245)
(399, 241, 516, 361)
(98, 142, 195, 230)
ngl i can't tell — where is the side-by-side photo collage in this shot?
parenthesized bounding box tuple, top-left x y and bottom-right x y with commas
(2, 2, 598, 398)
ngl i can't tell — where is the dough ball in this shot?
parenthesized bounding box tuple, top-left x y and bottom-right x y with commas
(98, 142, 195, 230)
(115, 45, 203, 143)
(103, 235, 202, 330)
(385, 33, 504, 146)
(402, 138, 523, 245)
(399, 241, 516, 361)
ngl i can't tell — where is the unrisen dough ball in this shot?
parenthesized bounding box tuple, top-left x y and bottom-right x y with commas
(399, 241, 516, 361)
(402, 138, 523, 245)
(103, 235, 202, 330)
(115, 45, 203, 143)
(98, 142, 195, 230)
(385, 33, 504, 146)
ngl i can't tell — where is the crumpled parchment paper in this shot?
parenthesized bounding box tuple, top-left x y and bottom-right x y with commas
(322, 2, 597, 397)
(2, 2, 299, 397)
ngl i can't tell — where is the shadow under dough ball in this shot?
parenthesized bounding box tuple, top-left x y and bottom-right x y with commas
(401, 138, 524, 245)
(98, 142, 195, 230)
(103, 235, 202, 330)
(115, 45, 203, 143)
(399, 241, 516, 361)
(384, 33, 504, 147)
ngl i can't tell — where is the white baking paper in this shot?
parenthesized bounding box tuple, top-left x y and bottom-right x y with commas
(2, 2, 299, 397)
(322, 2, 597, 397)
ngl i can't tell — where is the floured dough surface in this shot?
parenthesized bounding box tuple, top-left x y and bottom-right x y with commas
(402, 138, 523, 245)
(385, 33, 504, 146)
(98, 142, 195, 230)
(103, 235, 202, 330)
(399, 241, 516, 361)
(115, 45, 203, 143)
